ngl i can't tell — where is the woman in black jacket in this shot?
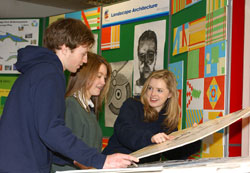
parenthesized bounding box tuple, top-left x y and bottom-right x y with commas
(102, 69, 201, 163)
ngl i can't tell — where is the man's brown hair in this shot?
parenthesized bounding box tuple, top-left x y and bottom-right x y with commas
(43, 18, 95, 52)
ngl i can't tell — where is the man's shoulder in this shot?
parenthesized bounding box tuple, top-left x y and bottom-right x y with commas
(32, 62, 64, 79)
(33, 62, 60, 73)
(25, 62, 65, 88)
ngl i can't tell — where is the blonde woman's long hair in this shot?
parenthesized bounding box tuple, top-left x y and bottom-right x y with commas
(66, 52, 112, 117)
(140, 69, 180, 133)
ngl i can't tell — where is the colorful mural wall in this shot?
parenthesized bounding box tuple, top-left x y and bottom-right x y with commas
(170, 0, 228, 158)
(1, 0, 242, 159)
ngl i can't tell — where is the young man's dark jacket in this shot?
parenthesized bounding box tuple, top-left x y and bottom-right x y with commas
(0, 46, 106, 173)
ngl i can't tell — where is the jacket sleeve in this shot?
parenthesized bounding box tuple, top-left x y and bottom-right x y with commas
(33, 74, 106, 169)
(52, 152, 73, 165)
(114, 98, 154, 151)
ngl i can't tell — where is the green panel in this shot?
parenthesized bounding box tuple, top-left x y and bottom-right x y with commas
(171, 0, 206, 28)
(0, 75, 19, 116)
(211, 46, 219, 63)
(0, 75, 18, 89)
(187, 49, 200, 79)
(38, 18, 45, 46)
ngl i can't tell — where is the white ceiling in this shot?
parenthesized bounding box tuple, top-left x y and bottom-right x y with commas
(0, 0, 128, 18)
(17, 0, 101, 10)
(18, 0, 129, 9)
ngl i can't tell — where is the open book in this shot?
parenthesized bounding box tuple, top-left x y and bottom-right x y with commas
(56, 107, 250, 173)
(130, 107, 250, 159)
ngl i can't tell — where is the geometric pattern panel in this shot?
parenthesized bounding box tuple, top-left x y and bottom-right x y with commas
(168, 61, 184, 90)
(65, 11, 82, 21)
(185, 0, 202, 8)
(82, 7, 101, 30)
(178, 89, 183, 130)
(173, 23, 189, 56)
(186, 78, 204, 110)
(203, 110, 224, 133)
(49, 14, 65, 25)
(102, 137, 109, 151)
(206, 0, 227, 14)
(204, 40, 226, 77)
(185, 109, 203, 128)
(206, 6, 227, 46)
(187, 47, 205, 79)
(204, 76, 225, 110)
(202, 132, 224, 158)
(171, 0, 185, 14)
(101, 25, 120, 50)
(202, 110, 224, 158)
(172, 0, 202, 14)
(65, 7, 101, 31)
(189, 16, 206, 51)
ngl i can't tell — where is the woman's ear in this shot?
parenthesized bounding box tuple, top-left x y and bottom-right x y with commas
(168, 93, 172, 98)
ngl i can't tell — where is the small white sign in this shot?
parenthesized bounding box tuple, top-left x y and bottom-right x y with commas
(102, 0, 169, 27)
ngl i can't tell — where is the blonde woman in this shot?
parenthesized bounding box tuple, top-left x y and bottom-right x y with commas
(103, 69, 201, 163)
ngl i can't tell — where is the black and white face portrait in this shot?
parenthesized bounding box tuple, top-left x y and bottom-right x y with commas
(137, 30, 157, 86)
(133, 20, 166, 95)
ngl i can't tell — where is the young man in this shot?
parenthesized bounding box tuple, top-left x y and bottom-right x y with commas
(0, 18, 138, 173)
